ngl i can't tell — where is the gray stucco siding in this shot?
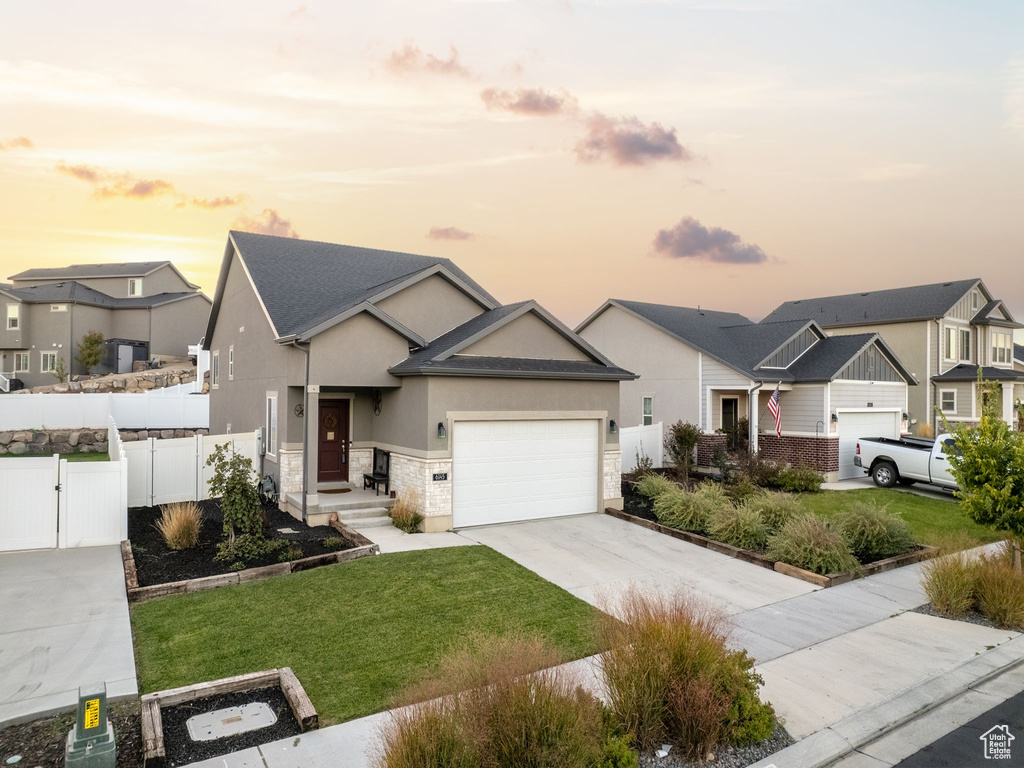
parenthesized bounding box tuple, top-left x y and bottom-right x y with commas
(149, 296, 211, 356)
(460, 311, 591, 362)
(12, 265, 193, 298)
(305, 312, 410, 388)
(373, 274, 484, 342)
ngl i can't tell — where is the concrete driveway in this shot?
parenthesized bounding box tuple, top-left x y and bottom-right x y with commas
(457, 513, 817, 615)
(0, 545, 137, 725)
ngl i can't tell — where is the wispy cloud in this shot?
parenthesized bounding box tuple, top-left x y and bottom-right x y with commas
(56, 162, 245, 208)
(575, 112, 692, 166)
(427, 226, 475, 241)
(1004, 58, 1024, 139)
(653, 216, 767, 264)
(232, 209, 300, 238)
(480, 87, 578, 116)
(0, 136, 33, 151)
(856, 163, 932, 182)
(385, 43, 472, 78)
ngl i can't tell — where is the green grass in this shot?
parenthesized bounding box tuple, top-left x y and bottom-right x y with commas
(797, 489, 1003, 547)
(0, 450, 108, 461)
(130, 546, 603, 725)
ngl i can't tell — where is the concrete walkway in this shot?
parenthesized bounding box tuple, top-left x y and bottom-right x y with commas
(822, 476, 956, 502)
(0, 545, 138, 725)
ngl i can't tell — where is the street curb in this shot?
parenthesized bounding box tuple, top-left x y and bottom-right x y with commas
(748, 634, 1024, 768)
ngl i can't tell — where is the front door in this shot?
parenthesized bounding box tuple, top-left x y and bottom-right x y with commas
(722, 397, 740, 449)
(318, 401, 349, 483)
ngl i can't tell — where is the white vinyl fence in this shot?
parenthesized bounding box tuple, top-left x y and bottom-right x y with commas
(124, 430, 260, 508)
(0, 383, 208, 431)
(620, 422, 664, 472)
(0, 417, 128, 552)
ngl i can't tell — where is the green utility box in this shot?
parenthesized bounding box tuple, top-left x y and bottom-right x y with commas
(64, 682, 116, 767)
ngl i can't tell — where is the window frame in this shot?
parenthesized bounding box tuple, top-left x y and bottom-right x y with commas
(266, 392, 278, 457)
(642, 396, 654, 426)
(128, 278, 143, 297)
(211, 350, 220, 388)
(14, 352, 29, 373)
(6, 304, 19, 331)
(40, 351, 57, 373)
(228, 345, 234, 381)
(943, 325, 956, 361)
(959, 329, 971, 362)
(992, 331, 1011, 365)
(939, 389, 957, 414)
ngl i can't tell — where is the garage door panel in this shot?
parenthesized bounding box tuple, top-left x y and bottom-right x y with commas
(453, 419, 600, 528)
(837, 411, 901, 481)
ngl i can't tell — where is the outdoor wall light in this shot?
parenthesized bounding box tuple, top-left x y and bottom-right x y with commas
(830, 412, 838, 423)
(609, 419, 617, 434)
(437, 421, 447, 440)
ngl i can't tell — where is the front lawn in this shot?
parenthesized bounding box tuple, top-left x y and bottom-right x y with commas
(131, 546, 603, 725)
(796, 489, 1003, 547)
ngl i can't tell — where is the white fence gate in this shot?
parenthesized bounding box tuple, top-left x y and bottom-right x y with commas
(619, 422, 664, 472)
(124, 430, 260, 508)
(0, 418, 128, 553)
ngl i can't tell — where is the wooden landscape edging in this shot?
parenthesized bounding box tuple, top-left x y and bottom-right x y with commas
(122, 521, 380, 603)
(605, 507, 939, 589)
(140, 667, 317, 767)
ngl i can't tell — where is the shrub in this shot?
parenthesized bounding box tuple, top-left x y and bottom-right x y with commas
(623, 451, 655, 483)
(724, 475, 760, 504)
(743, 492, 802, 534)
(776, 464, 824, 493)
(654, 483, 732, 534)
(664, 421, 702, 482)
(921, 549, 978, 618)
(215, 533, 282, 566)
(377, 702, 478, 768)
(279, 543, 304, 562)
(598, 588, 775, 759)
(153, 502, 203, 550)
(709, 505, 769, 551)
(206, 443, 263, 543)
(76, 329, 105, 374)
(635, 474, 677, 499)
(832, 502, 916, 562)
(733, 451, 785, 488)
(390, 491, 424, 533)
(767, 516, 858, 575)
(323, 536, 347, 550)
(975, 556, 1024, 629)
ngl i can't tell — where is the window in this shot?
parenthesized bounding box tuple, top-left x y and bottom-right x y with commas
(642, 396, 653, 426)
(940, 390, 957, 414)
(128, 278, 143, 297)
(266, 393, 278, 457)
(228, 345, 234, 380)
(944, 326, 956, 360)
(941, 438, 961, 457)
(50, 304, 68, 312)
(972, 291, 979, 310)
(992, 331, 1012, 365)
(211, 351, 220, 387)
(6, 304, 19, 330)
(40, 351, 56, 373)
(14, 353, 29, 373)
(959, 329, 971, 362)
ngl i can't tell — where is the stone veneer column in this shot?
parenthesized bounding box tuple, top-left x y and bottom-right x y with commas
(348, 447, 374, 484)
(388, 453, 453, 532)
(277, 448, 304, 497)
(603, 449, 623, 510)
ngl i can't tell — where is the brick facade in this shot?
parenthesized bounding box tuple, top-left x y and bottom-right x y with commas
(758, 434, 839, 473)
(696, 433, 728, 467)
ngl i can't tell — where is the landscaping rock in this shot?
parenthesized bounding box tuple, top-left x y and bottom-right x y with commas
(160, 430, 175, 439)
(52, 443, 75, 454)
(136, 430, 149, 440)
(137, 379, 156, 390)
(12, 431, 34, 443)
(28, 442, 49, 454)
(68, 380, 82, 391)
(121, 431, 139, 442)
(32, 431, 49, 444)
(173, 429, 186, 438)
(0, 432, 12, 446)
(78, 431, 95, 445)
(95, 441, 109, 452)
(50, 431, 71, 444)
(7, 442, 27, 455)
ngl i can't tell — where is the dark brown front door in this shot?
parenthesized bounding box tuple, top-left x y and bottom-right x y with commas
(318, 401, 349, 483)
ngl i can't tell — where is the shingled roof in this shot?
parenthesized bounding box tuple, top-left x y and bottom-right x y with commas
(0, 281, 204, 308)
(932, 364, 1024, 383)
(226, 231, 498, 338)
(1015, 343, 1024, 364)
(762, 279, 984, 327)
(8, 261, 199, 289)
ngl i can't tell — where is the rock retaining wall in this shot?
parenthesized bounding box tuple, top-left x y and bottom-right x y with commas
(0, 428, 109, 455)
(118, 428, 209, 442)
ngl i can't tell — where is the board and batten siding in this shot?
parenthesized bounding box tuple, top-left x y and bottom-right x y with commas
(760, 328, 820, 369)
(836, 344, 903, 382)
(701, 357, 752, 432)
(947, 285, 982, 322)
(758, 385, 826, 435)
(830, 381, 906, 412)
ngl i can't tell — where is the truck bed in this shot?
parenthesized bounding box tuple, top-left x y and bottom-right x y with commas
(858, 436, 935, 452)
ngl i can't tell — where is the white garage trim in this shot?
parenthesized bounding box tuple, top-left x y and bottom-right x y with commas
(835, 408, 902, 481)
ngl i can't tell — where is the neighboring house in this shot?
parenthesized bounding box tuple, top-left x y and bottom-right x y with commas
(203, 231, 633, 531)
(577, 299, 916, 481)
(0, 262, 211, 389)
(764, 279, 1024, 433)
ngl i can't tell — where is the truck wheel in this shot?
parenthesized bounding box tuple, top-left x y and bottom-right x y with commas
(872, 462, 898, 488)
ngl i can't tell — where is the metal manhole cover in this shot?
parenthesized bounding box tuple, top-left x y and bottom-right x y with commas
(186, 702, 278, 741)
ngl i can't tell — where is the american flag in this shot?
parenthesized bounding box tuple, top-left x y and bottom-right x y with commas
(767, 384, 782, 437)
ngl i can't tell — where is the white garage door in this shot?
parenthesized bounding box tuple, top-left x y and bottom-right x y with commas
(837, 410, 901, 480)
(452, 419, 599, 528)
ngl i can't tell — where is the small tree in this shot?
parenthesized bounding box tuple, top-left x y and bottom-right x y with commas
(51, 356, 69, 383)
(942, 370, 1024, 574)
(206, 442, 263, 545)
(664, 420, 702, 485)
(76, 330, 105, 374)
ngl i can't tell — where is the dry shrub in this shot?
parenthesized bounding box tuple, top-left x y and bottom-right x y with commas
(154, 501, 202, 550)
(598, 588, 774, 758)
(653, 482, 731, 534)
(916, 422, 935, 439)
(379, 634, 614, 768)
(767, 515, 858, 575)
(709, 505, 769, 551)
(921, 549, 978, 618)
(390, 491, 424, 533)
(832, 502, 915, 563)
(743, 492, 803, 534)
(975, 556, 1024, 629)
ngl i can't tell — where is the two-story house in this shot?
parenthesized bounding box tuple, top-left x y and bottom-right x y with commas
(577, 299, 916, 481)
(0, 261, 211, 390)
(763, 279, 1024, 434)
(202, 231, 634, 531)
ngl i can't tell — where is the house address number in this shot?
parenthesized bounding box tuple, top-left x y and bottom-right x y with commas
(432, 472, 448, 482)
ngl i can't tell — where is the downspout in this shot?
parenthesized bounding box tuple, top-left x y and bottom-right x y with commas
(286, 339, 312, 523)
(934, 318, 942, 432)
(747, 381, 763, 453)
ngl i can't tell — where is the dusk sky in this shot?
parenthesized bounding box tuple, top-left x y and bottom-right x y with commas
(2, 0, 1022, 332)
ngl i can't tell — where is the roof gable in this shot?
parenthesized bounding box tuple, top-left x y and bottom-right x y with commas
(8, 261, 199, 289)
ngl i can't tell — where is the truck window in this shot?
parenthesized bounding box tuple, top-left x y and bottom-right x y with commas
(941, 439, 961, 457)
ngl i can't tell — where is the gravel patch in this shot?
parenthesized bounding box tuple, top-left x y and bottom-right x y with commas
(912, 602, 1021, 631)
(638, 724, 793, 768)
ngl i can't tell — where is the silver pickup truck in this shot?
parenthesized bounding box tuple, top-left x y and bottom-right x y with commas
(854, 434, 959, 490)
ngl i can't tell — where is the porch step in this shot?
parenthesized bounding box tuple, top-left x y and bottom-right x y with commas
(316, 494, 395, 513)
(338, 507, 390, 521)
(346, 515, 394, 530)
(317, 481, 357, 492)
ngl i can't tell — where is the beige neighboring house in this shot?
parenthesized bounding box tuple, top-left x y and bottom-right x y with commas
(764, 279, 1024, 434)
(577, 300, 916, 482)
(0, 261, 211, 390)
(203, 231, 633, 531)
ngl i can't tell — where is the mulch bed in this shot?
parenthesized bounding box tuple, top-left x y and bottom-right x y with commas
(159, 688, 301, 767)
(638, 723, 793, 768)
(0, 702, 143, 768)
(622, 481, 658, 522)
(128, 500, 355, 587)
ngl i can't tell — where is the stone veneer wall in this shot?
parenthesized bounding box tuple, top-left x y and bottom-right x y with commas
(696, 433, 729, 467)
(758, 434, 839, 473)
(277, 448, 304, 497)
(603, 450, 622, 509)
(349, 447, 374, 484)
(119, 428, 209, 441)
(0, 428, 109, 455)
(389, 453, 453, 532)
